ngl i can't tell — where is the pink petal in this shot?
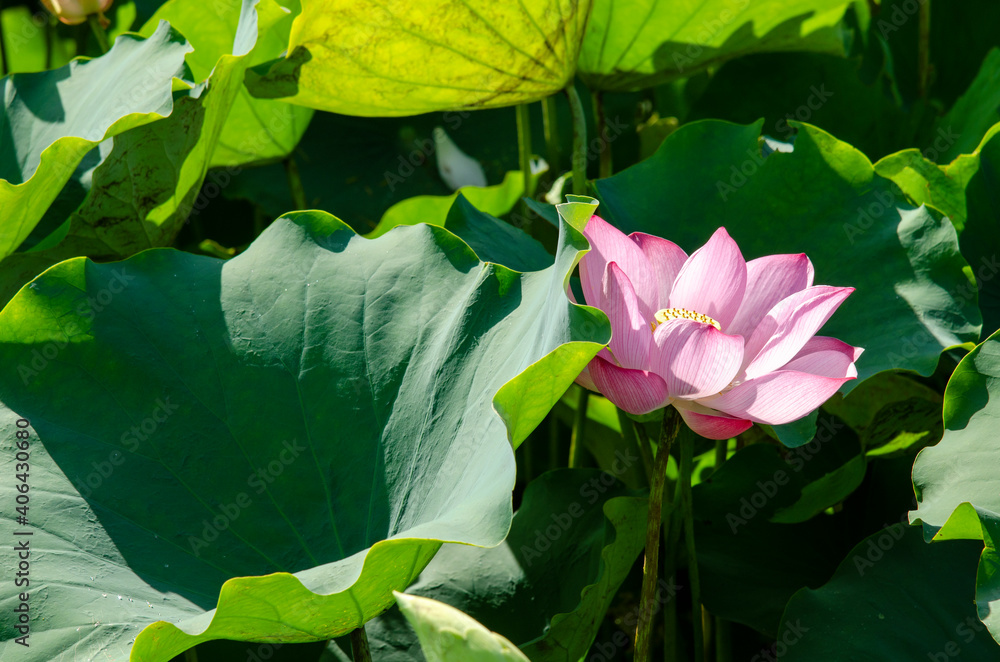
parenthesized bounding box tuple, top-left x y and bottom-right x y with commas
(701, 370, 853, 425)
(630, 232, 687, 310)
(674, 402, 753, 440)
(580, 216, 655, 312)
(727, 253, 814, 338)
(575, 364, 598, 391)
(577, 347, 616, 391)
(589, 355, 670, 415)
(782, 336, 863, 378)
(602, 262, 651, 369)
(668, 227, 747, 330)
(742, 286, 855, 380)
(650, 319, 744, 400)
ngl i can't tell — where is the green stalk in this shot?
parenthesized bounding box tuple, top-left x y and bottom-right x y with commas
(515, 103, 535, 198)
(713, 439, 727, 475)
(183, 647, 199, 662)
(715, 616, 732, 662)
(917, 0, 931, 99)
(542, 94, 562, 174)
(284, 156, 308, 210)
(681, 430, 704, 662)
(87, 14, 110, 54)
(564, 82, 587, 195)
(350, 626, 372, 662)
(663, 459, 683, 662)
(548, 412, 560, 470)
(593, 91, 612, 178)
(634, 407, 681, 662)
(45, 17, 54, 69)
(0, 8, 8, 76)
(568, 388, 589, 468)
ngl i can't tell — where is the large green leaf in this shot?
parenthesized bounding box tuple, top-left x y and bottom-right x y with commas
(910, 329, 1000, 643)
(578, 0, 853, 91)
(0, 208, 609, 660)
(874, 122, 1000, 338)
(596, 120, 981, 395)
(326, 469, 646, 662)
(779, 529, 1000, 660)
(687, 52, 915, 161)
(71, 0, 292, 251)
(692, 421, 862, 635)
(0, 22, 190, 260)
(244, 0, 590, 115)
(0, 0, 306, 310)
(141, 0, 313, 167)
(395, 594, 530, 662)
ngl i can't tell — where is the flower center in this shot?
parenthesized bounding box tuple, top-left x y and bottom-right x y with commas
(650, 308, 721, 332)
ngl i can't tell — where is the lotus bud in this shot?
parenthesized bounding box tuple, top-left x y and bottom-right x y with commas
(41, 0, 113, 26)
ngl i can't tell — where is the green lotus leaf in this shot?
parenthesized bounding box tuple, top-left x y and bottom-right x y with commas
(0, 22, 191, 261)
(779, 529, 1000, 659)
(140, 0, 313, 167)
(578, 0, 853, 91)
(0, 207, 609, 660)
(692, 420, 862, 634)
(0, 0, 309, 311)
(326, 468, 646, 662)
(910, 328, 1000, 643)
(244, 0, 590, 115)
(395, 593, 530, 662)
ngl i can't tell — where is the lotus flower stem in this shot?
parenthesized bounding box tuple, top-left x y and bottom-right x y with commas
(45, 18, 54, 69)
(593, 91, 612, 178)
(283, 156, 307, 210)
(634, 406, 680, 662)
(86, 14, 110, 53)
(680, 429, 704, 662)
(515, 104, 535, 204)
(542, 94, 562, 174)
(713, 439, 728, 474)
(0, 12, 8, 75)
(715, 617, 733, 662)
(350, 625, 372, 662)
(663, 453, 684, 662)
(183, 647, 199, 662)
(917, 0, 931, 99)
(568, 387, 589, 468)
(564, 83, 587, 195)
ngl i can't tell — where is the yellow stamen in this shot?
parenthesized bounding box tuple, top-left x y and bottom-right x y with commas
(650, 308, 721, 332)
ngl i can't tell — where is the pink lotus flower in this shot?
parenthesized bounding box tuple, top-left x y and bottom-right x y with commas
(575, 216, 862, 440)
